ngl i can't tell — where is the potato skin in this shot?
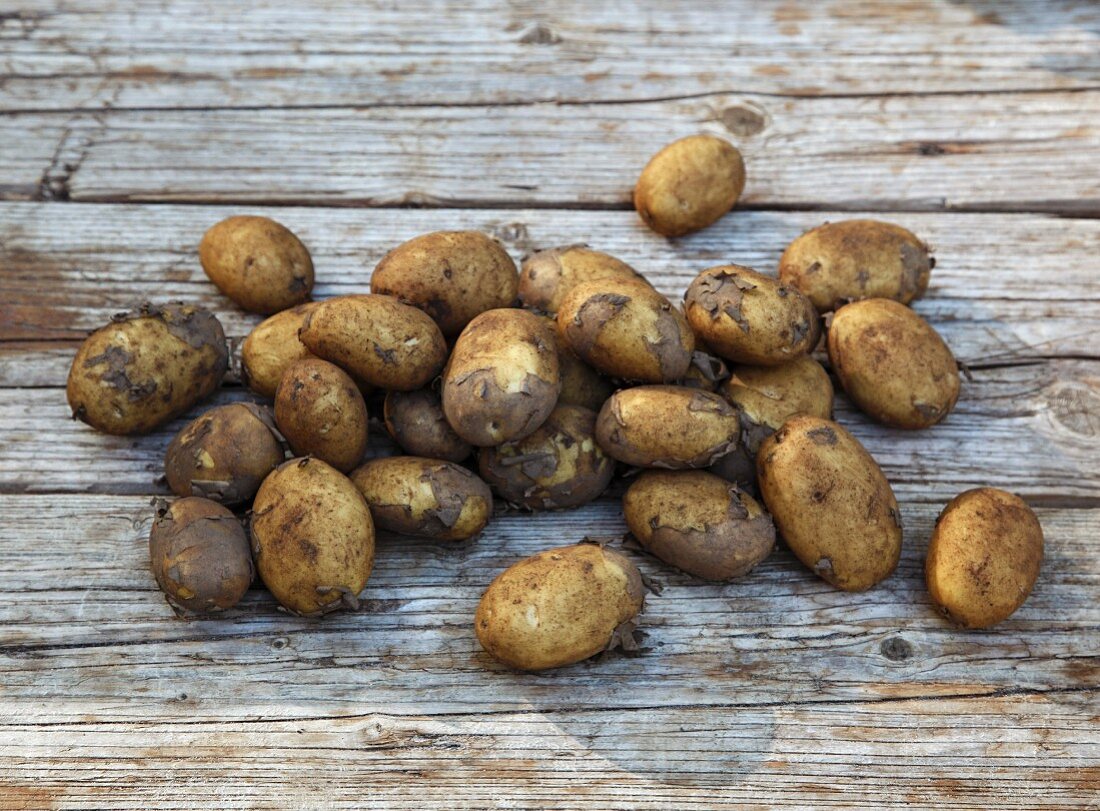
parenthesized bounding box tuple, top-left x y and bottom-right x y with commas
(199, 216, 313, 314)
(623, 471, 775, 581)
(384, 388, 472, 463)
(479, 404, 614, 510)
(442, 309, 561, 446)
(543, 315, 613, 412)
(634, 134, 745, 237)
(274, 358, 368, 473)
(149, 497, 253, 615)
(475, 543, 645, 671)
(828, 298, 960, 429)
(350, 456, 492, 541)
(240, 302, 320, 398)
(757, 416, 902, 591)
(779, 219, 932, 313)
(684, 265, 820, 366)
(251, 457, 375, 616)
(519, 245, 647, 313)
(67, 302, 228, 435)
(926, 488, 1043, 629)
(371, 231, 518, 336)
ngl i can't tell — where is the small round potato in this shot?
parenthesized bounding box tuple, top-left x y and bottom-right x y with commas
(634, 134, 746, 237)
(623, 471, 775, 581)
(926, 488, 1043, 629)
(757, 416, 902, 591)
(350, 456, 493, 541)
(683, 265, 820, 366)
(67, 302, 228, 435)
(384, 388, 472, 463)
(251, 457, 375, 617)
(828, 298, 960, 429)
(519, 245, 648, 313)
(479, 404, 614, 510)
(240, 302, 320, 398)
(199, 216, 313, 314)
(274, 358, 369, 473)
(149, 497, 253, 615)
(475, 543, 646, 671)
(371, 231, 518, 336)
(778, 219, 933, 313)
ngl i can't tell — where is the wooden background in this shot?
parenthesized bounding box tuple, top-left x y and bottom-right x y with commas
(1, 1, 1099, 808)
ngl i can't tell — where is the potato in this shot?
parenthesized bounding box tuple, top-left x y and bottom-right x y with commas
(778, 219, 932, 313)
(683, 265, 820, 366)
(350, 456, 492, 541)
(634, 134, 746, 237)
(558, 280, 694, 383)
(274, 358, 369, 473)
(164, 403, 286, 504)
(240, 302, 320, 398)
(67, 302, 228, 435)
(757, 416, 901, 591)
(371, 231, 518, 336)
(442, 308, 560, 446)
(251, 457, 375, 616)
(300, 295, 447, 391)
(623, 471, 775, 581)
(519, 245, 648, 313)
(678, 349, 730, 392)
(596, 385, 740, 468)
(475, 543, 645, 671)
(542, 315, 613, 412)
(149, 497, 252, 615)
(384, 388, 472, 463)
(199, 216, 313, 314)
(926, 488, 1043, 629)
(479, 404, 614, 510)
(828, 298, 960, 429)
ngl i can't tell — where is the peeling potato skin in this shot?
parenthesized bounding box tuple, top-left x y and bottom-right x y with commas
(350, 456, 492, 541)
(442, 308, 561, 447)
(634, 134, 745, 237)
(542, 315, 614, 412)
(240, 302, 320, 398)
(778, 219, 932, 313)
(371, 231, 518, 336)
(251, 457, 375, 617)
(475, 543, 646, 671)
(828, 298, 960, 429)
(149, 497, 253, 615)
(519, 245, 648, 313)
(199, 216, 314, 315)
(479, 404, 614, 511)
(926, 488, 1043, 629)
(623, 471, 775, 581)
(677, 349, 730, 392)
(274, 358, 369, 473)
(596, 385, 740, 469)
(384, 388, 472, 463)
(66, 302, 228, 435)
(684, 265, 820, 366)
(757, 416, 902, 591)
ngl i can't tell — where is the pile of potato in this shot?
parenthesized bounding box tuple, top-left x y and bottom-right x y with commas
(66, 134, 1044, 672)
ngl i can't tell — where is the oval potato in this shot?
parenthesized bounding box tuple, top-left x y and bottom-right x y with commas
(274, 358, 369, 473)
(519, 245, 647, 313)
(240, 302, 320, 398)
(384, 388, 472, 463)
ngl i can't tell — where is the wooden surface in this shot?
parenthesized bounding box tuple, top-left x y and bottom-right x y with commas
(1, 1, 1098, 808)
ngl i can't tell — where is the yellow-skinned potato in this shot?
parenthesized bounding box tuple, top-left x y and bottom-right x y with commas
(757, 416, 901, 591)
(519, 245, 648, 313)
(67, 302, 228, 435)
(926, 488, 1043, 629)
(384, 388, 472, 463)
(828, 298, 960, 429)
(475, 543, 646, 671)
(351, 456, 492, 541)
(274, 358, 368, 473)
(240, 302, 320, 398)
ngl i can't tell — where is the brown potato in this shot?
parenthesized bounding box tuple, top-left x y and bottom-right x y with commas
(757, 416, 902, 591)
(828, 298, 960, 429)
(519, 245, 648, 313)
(677, 349, 730, 392)
(384, 388, 472, 463)
(475, 543, 646, 671)
(274, 358, 369, 473)
(240, 302, 320, 398)
(926, 488, 1043, 629)
(542, 315, 614, 412)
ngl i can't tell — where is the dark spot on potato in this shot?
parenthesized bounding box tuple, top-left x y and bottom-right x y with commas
(806, 426, 837, 446)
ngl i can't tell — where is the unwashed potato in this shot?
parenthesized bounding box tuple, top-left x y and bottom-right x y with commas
(149, 497, 253, 615)
(164, 402, 286, 504)
(677, 349, 730, 392)
(828, 298, 960, 429)
(475, 543, 645, 671)
(926, 488, 1043, 629)
(479, 404, 614, 510)
(623, 471, 775, 581)
(384, 388, 472, 463)
(199, 216, 313, 314)
(240, 302, 320, 398)
(543, 315, 614, 412)
(351, 456, 492, 541)
(274, 358, 369, 473)
(634, 134, 746, 237)
(519, 245, 648, 313)
(683, 264, 820, 366)
(757, 416, 901, 591)
(67, 302, 228, 435)
(778, 219, 933, 313)
(442, 308, 560, 446)
(251, 457, 375, 616)
(371, 230, 518, 336)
